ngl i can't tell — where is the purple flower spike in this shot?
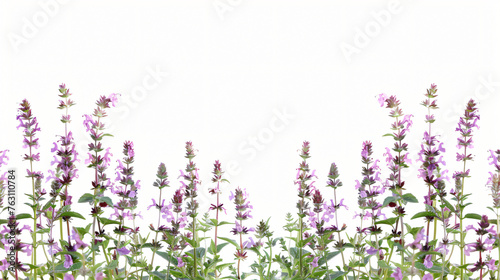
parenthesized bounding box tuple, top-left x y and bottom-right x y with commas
(456, 99, 479, 159)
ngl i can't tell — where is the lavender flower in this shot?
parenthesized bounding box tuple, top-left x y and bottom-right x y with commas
(378, 94, 413, 248)
(2, 215, 31, 273)
(180, 141, 202, 277)
(45, 84, 79, 248)
(209, 160, 229, 278)
(424, 254, 433, 268)
(64, 254, 73, 269)
(149, 162, 172, 270)
(391, 267, 403, 280)
(416, 84, 450, 251)
(83, 94, 117, 267)
(487, 150, 500, 207)
(453, 98, 479, 277)
(17, 99, 45, 277)
(230, 187, 254, 279)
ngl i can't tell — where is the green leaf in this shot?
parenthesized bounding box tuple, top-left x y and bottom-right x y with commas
(383, 196, 397, 207)
(98, 196, 113, 206)
(156, 251, 178, 266)
(402, 193, 418, 203)
(330, 271, 348, 280)
(16, 213, 33, 220)
(148, 271, 168, 279)
(415, 261, 450, 274)
(219, 237, 240, 249)
(375, 217, 398, 226)
(464, 213, 482, 220)
(60, 211, 85, 220)
(54, 261, 83, 273)
(442, 198, 456, 212)
(411, 211, 436, 220)
(378, 260, 391, 269)
(318, 251, 341, 266)
(78, 193, 94, 203)
(98, 217, 121, 225)
(208, 242, 229, 255)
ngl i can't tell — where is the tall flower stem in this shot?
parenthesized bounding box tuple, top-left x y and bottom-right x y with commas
(150, 188, 162, 268)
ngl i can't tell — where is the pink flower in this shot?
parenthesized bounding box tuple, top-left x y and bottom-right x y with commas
(0, 259, 8, 271)
(390, 267, 402, 280)
(177, 256, 185, 267)
(109, 93, 119, 107)
(366, 247, 378, 255)
(64, 254, 73, 268)
(378, 93, 388, 107)
(311, 256, 319, 268)
(117, 247, 130, 255)
(487, 259, 497, 271)
(243, 237, 256, 248)
(95, 272, 105, 280)
(71, 228, 88, 250)
(64, 273, 74, 280)
(423, 273, 434, 280)
(424, 254, 433, 268)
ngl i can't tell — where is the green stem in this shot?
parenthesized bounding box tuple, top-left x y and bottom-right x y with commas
(298, 197, 304, 277)
(267, 237, 273, 278)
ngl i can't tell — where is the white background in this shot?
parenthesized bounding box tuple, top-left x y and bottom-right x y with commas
(1, 0, 500, 274)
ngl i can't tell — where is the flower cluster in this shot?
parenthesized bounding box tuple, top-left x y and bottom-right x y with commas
(230, 187, 254, 279)
(17, 99, 45, 278)
(465, 216, 497, 277)
(416, 84, 450, 250)
(487, 150, 500, 207)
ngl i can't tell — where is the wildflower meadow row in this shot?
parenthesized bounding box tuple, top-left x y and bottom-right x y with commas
(1, 83, 499, 280)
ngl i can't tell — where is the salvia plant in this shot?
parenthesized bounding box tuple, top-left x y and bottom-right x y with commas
(1, 83, 500, 280)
